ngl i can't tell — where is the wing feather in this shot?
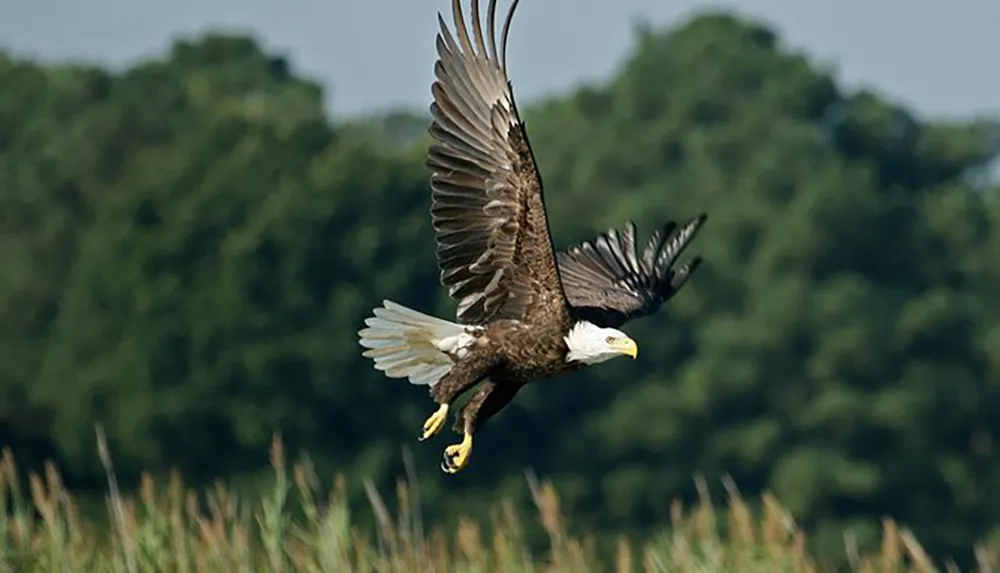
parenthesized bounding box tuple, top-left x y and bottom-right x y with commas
(428, 0, 569, 326)
(557, 215, 708, 328)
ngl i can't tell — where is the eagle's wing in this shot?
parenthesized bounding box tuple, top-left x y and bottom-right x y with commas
(556, 215, 707, 328)
(428, 0, 569, 326)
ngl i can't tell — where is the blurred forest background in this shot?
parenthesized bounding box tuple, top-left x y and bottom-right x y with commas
(2, 8, 1000, 568)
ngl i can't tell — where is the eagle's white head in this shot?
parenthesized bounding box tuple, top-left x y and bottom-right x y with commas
(564, 321, 638, 365)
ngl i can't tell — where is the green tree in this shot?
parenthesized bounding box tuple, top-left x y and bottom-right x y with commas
(518, 14, 1000, 563)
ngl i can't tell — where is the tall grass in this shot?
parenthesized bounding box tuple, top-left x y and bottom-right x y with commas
(0, 430, 993, 572)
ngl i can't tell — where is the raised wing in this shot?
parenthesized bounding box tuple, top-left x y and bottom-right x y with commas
(427, 0, 569, 326)
(557, 216, 707, 328)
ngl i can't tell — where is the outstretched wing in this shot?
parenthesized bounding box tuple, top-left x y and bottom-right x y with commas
(427, 0, 569, 326)
(557, 215, 707, 328)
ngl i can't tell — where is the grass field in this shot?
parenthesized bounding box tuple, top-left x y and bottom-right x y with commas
(0, 432, 990, 573)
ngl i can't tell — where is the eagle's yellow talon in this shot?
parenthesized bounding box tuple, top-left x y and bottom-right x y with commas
(420, 404, 449, 441)
(441, 432, 473, 474)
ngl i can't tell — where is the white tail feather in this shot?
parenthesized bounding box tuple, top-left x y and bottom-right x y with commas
(358, 300, 479, 386)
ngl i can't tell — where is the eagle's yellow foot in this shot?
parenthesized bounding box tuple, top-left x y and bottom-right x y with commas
(419, 404, 449, 442)
(440, 432, 473, 474)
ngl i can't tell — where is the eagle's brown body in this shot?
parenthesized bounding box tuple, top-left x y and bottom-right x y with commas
(431, 319, 586, 435)
(358, 0, 707, 473)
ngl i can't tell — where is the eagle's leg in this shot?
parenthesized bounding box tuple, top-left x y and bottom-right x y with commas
(420, 404, 449, 441)
(441, 432, 473, 473)
(441, 379, 522, 474)
(421, 352, 496, 442)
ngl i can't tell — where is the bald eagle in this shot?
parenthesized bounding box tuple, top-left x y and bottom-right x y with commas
(359, 0, 707, 474)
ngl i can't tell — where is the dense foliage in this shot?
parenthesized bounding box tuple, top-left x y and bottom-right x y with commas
(1, 11, 999, 566)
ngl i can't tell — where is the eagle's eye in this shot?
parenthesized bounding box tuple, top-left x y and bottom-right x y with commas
(605, 335, 617, 344)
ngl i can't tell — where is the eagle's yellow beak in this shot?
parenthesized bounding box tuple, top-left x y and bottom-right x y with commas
(618, 337, 638, 359)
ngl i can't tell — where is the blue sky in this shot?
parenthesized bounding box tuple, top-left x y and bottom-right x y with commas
(3, 0, 998, 123)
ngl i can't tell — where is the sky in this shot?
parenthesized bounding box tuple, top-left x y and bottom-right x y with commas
(2, 0, 998, 125)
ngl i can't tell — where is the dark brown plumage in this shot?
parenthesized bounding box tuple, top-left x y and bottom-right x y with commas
(558, 215, 707, 328)
(427, 0, 567, 329)
(358, 0, 707, 474)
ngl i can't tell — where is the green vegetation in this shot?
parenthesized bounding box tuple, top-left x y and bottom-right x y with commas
(0, 435, 984, 572)
(1, 7, 999, 571)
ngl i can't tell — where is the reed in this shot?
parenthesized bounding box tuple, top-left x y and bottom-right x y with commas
(0, 431, 991, 573)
